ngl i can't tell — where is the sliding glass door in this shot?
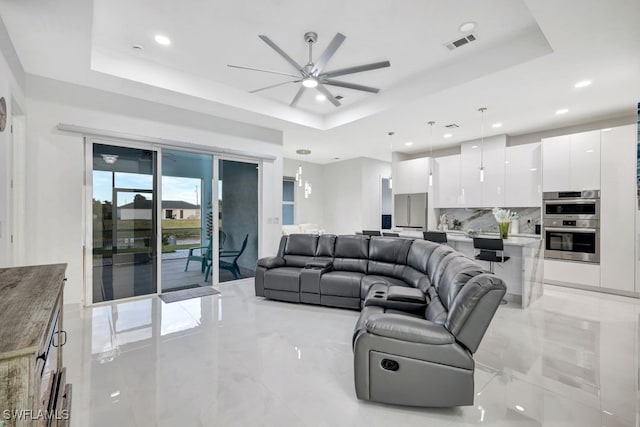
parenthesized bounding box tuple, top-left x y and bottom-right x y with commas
(90, 143, 260, 303)
(92, 144, 157, 303)
(217, 159, 259, 282)
(160, 149, 213, 292)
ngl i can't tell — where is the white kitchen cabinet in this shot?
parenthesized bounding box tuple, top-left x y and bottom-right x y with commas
(460, 141, 482, 207)
(394, 160, 412, 194)
(542, 131, 601, 192)
(570, 130, 601, 190)
(482, 138, 506, 207)
(505, 143, 541, 207)
(542, 135, 571, 191)
(395, 158, 430, 194)
(600, 125, 636, 293)
(434, 155, 461, 208)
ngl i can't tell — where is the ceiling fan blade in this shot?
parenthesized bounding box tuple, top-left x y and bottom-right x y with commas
(323, 79, 380, 93)
(258, 35, 305, 75)
(311, 32, 346, 75)
(227, 64, 301, 79)
(290, 86, 306, 107)
(316, 85, 341, 107)
(250, 80, 302, 93)
(319, 61, 391, 78)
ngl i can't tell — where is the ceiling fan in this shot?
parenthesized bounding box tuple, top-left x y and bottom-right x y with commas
(228, 31, 391, 107)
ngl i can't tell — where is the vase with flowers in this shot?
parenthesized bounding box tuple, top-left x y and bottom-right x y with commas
(492, 207, 518, 240)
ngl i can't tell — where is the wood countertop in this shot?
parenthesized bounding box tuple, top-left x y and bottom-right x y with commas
(0, 264, 67, 360)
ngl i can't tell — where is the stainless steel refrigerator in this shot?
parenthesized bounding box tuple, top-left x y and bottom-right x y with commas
(394, 193, 428, 230)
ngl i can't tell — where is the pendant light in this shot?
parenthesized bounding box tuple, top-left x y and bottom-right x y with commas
(427, 121, 435, 186)
(478, 107, 487, 182)
(388, 131, 394, 189)
(295, 149, 312, 196)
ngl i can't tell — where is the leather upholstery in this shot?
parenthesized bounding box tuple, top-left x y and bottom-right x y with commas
(255, 232, 506, 407)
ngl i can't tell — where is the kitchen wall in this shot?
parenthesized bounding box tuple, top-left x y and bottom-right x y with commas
(24, 75, 284, 305)
(438, 207, 541, 234)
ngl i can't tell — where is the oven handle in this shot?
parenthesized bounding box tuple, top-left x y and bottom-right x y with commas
(544, 227, 598, 233)
(544, 199, 599, 204)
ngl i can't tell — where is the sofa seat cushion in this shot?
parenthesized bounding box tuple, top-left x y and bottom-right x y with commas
(264, 267, 302, 292)
(320, 271, 364, 298)
(360, 275, 409, 299)
(352, 305, 423, 347)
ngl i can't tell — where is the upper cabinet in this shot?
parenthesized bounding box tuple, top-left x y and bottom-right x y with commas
(542, 130, 600, 191)
(434, 155, 461, 208)
(482, 138, 506, 207)
(505, 143, 541, 207)
(460, 141, 482, 207)
(570, 131, 601, 191)
(395, 158, 430, 194)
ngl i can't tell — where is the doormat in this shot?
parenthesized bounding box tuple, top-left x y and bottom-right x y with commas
(159, 286, 220, 303)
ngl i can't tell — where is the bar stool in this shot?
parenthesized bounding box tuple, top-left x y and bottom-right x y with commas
(423, 231, 448, 244)
(382, 232, 399, 237)
(472, 238, 510, 273)
(363, 230, 382, 236)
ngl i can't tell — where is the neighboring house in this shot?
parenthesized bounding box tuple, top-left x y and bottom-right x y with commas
(118, 199, 200, 220)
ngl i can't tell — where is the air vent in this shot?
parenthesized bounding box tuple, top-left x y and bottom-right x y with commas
(445, 123, 460, 129)
(445, 33, 477, 50)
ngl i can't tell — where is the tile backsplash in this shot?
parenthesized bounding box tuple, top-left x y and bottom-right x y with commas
(437, 207, 541, 234)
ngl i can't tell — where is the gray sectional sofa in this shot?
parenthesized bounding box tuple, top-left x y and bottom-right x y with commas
(255, 233, 506, 407)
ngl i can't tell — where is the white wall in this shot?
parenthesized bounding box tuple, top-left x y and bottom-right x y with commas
(360, 158, 392, 230)
(0, 20, 25, 267)
(24, 75, 283, 305)
(283, 158, 324, 226)
(322, 159, 363, 235)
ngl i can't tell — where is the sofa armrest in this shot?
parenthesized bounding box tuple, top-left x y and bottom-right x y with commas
(386, 286, 426, 303)
(257, 256, 285, 269)
(365, 314, 454, 345)
(305, 258, 333, 269)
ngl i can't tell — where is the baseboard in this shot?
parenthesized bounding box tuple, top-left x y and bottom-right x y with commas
(544, 280, 640, 299)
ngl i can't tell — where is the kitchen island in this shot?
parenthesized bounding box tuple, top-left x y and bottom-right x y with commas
(392, 230, 544, 309)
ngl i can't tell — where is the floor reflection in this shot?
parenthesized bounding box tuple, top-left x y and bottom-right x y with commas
(64, 283, 639, 427)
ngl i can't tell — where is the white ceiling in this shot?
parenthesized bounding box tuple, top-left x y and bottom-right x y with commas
(1, 0, 639, 163)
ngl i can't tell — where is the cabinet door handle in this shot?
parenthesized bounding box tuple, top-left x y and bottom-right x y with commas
(53, 330, 67, 347)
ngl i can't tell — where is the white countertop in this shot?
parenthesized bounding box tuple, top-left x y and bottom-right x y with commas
(393, 229, 542, 247)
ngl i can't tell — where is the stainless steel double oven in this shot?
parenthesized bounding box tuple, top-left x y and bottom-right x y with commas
(543, 190, 600, 263)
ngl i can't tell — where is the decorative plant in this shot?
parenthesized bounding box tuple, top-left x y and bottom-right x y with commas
(492, 207, 518, 239)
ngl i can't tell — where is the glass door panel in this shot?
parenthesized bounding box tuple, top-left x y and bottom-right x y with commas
(218, 159, 259, 282)
(92, 144, 156, 303)
(161, 149, 213, 291)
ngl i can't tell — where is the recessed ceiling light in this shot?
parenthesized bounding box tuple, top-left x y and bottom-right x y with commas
(515, 405, 525, 412)
(555, 108, 569, 115)
(471, 145, 478, 149)
(530, 168, 537, 171)
(586, 149, 594, 153)
(459, 22, 476, 33)
(443, 133, 453, 138)
(154, 34, 171, 46)
(315, 94, 327, 102)
(574, 80, 592, 88)
(492, 122, 503, 128)
(405, 141, 413, 146)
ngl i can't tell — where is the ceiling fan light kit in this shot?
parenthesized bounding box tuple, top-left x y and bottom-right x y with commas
(228, 31, 391, 107)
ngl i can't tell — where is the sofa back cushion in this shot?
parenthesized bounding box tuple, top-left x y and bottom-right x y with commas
(316, 235, 336, 257)
(333, 235, 370, 274)
(283, 234, 319, 268)
(426, 245, 455, 284)
(367, 237, 412, 279)
(445, 274, 506, 353)
(406, 239, 440, 274)
(437, 256, 485, 311)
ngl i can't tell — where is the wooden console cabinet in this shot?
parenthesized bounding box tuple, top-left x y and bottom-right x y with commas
(0, 264, 71, 427)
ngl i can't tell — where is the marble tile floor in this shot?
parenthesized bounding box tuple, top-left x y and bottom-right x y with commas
(63, 282, 640, 426)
